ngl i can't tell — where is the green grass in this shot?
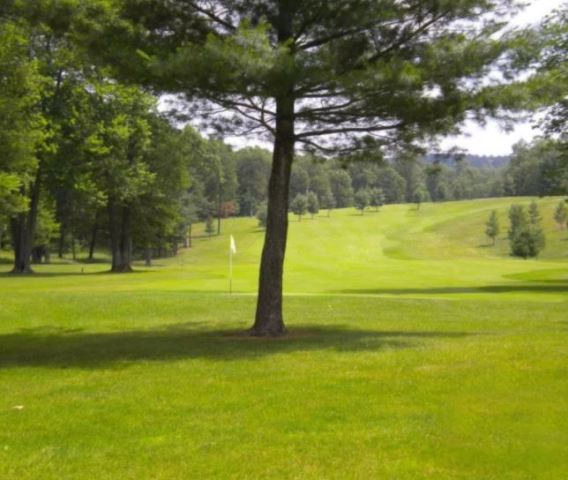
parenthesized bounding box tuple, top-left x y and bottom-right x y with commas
(0, 197, 567, 479)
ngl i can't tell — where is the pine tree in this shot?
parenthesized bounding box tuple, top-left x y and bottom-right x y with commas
(485, 211, 500, 245)
(290, 194, 307, 222)
(205, 216, 215, 236)
(553, 200, 567, 230)
(306, 192, 319, 219)
(354, 190, 370, 215)
(256, 202, 268, 228)
(89, 0, 538, 335)
(320, 190, 336, 217)
(369, 188, 385, 211)
(508, 204, 545, 258)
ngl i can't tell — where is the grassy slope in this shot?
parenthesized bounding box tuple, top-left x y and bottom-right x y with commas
(0, 197, 567, 479)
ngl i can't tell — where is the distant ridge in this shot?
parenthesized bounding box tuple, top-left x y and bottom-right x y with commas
(424, 153, 510, 169)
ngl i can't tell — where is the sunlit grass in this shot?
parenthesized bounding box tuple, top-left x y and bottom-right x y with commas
(0, 197, 567, 478)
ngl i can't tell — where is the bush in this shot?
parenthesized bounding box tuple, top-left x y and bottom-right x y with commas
(256, 202, 268, 227)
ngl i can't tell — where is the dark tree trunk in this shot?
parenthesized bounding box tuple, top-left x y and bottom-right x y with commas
(251, 94, 295, 337)
(144, 247, 152, 266)
(188, 224, 192, 248)
(108, 200, 133, 273)
(10, 172, 41, 274)
(71, 236, 77, 261)
(88, 223, 98, 260)
(58, 223, 66, 258)
(217, 210, 221, 236)
(31, 246, 45, 264)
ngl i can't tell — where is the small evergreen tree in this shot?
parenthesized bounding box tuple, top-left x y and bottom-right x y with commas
(306, 192, 319, 219)
(413, 187, 429, 211)
(354, 190, 370, 215)
(256, 202, 268, 228)
(205, 216, 215, 236)
(528, 200, 541, 225)
(290, 194, 308, 222)
(508, 204, 545, 258)
(485, 210, 500, 245)
(553, 200, 567, 230)
(369, 188, 385, 211)
(321, 190, 336, 217)
(528, 201, 546, 253)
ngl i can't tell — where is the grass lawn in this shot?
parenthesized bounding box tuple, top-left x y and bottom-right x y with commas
(1, 197, 567, 479)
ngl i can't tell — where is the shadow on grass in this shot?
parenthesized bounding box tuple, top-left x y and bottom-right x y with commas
(330, 283, 568, 296)
(476, 243, 496, 248)
(0, 324, 470, 369)
(0, 269, 154, 278)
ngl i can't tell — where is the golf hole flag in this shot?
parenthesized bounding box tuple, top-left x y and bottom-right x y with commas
(229, 235, 236, 293)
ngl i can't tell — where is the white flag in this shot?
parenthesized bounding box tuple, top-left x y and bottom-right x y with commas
(230, 235, 237, 254)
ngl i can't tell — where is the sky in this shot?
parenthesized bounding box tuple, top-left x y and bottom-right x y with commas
(439, 0, 564, 155)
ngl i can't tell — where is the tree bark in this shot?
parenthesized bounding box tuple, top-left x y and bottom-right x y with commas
(88, 222, 98, 260)
(144, 246, 152, 266)
(71, 236, 77, 261)
(58, 223, 66, 258)
(251, 94, 295, 336)
(10, 172, 41, 274)
(108, 200, 133, 273)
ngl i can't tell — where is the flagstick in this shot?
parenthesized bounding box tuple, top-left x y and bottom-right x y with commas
(229, 246, 233, 295)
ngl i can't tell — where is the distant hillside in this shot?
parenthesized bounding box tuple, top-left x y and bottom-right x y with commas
(424, 153, 510, 169)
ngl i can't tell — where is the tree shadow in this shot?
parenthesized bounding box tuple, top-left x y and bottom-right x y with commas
(0, 269, 155, 278)
(330, 284, 568, 296)
(0, 324, 470, 369)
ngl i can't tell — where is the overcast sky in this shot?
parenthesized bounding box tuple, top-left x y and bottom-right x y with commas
(439, 0, 564, 155)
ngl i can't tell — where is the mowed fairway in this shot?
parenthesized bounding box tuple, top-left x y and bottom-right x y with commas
(1, 197, 567, 479)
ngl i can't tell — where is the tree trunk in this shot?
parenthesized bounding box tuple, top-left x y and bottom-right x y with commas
(88, 223, 98, 260)
(10, 172, 41, 274)
(188, 224, 192, 248)
(71, 236, 77, 261)
(144, 247, 152, 266)
(108, 200, 133, 273)
(251, 94, 295, 336)
(58, 222, 66, 258)
(31, 246, 44, 264)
